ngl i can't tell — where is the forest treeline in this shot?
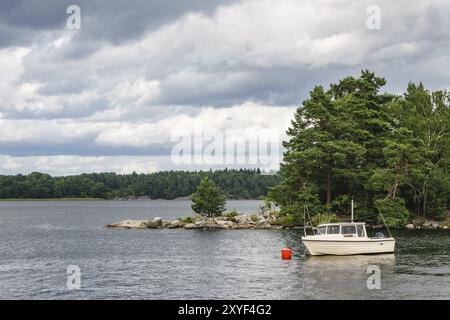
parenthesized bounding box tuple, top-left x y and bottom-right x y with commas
(0, 169, 280, 200)
(267, 71, 450, 226)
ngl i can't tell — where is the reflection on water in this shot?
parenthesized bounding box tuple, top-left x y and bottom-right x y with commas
(298, 255, 395, 299)
(304, 254, 396, 269)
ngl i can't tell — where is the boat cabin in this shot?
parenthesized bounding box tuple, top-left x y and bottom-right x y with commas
(315, 222, 367, 238)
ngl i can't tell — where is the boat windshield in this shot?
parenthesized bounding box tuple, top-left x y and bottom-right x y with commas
(357, 225, 365, 237)
(341, 225, 356, 234)
(327, 225, 340, 234)
(317, 226, 326, 234)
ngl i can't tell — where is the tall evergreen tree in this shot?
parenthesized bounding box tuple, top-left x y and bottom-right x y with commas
(268, 71, 395, 220)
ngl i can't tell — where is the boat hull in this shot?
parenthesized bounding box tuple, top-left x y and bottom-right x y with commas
(302, 238, 395, 256)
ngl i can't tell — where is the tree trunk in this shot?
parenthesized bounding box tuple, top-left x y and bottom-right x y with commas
(326, 172, 332, 204)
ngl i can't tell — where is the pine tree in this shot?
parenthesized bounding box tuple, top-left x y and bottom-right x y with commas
(191, 177, 226, 217)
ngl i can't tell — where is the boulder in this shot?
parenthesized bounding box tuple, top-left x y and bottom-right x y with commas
(106, 220, 148, 229)
(184, 223, 197, 229)
(147, 217, 163, 228)
(256, 221, 272, 229)
(214, 217, 228, 221)
(234, 216, 248, 223)
(422, 220, 439, 229)
(161, 220, 171, 228)
(204, 222, 226, 229)
(193, 220, 225, 229)
(405, 224, 415, 230)
(215, 220, 228, 226)
(168, 220, 184, 229)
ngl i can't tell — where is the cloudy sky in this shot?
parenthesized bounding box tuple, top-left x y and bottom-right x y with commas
(1, 0, 450, 175)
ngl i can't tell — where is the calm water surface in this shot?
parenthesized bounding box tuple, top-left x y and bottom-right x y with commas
(0, 200, 449, 299)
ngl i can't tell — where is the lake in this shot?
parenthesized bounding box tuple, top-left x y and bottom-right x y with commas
(0, 200, 449, 299)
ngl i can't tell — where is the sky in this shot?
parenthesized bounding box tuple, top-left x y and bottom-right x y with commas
(1, 0, 450, 175)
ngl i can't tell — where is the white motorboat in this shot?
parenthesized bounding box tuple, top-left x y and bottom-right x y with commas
(301, 201, 395, 256)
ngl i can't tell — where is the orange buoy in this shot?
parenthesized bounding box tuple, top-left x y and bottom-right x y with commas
(281, 247, 292, 260)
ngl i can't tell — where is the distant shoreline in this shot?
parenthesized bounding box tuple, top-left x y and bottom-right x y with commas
(0, 197, 261, 201)
(0, 198, 105, 201)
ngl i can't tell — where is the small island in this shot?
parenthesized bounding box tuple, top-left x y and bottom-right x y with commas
(107, 213, 282, 230)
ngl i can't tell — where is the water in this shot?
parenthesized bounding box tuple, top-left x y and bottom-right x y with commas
(0, 200, 449, 299)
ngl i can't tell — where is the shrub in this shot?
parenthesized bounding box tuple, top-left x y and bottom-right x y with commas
(179, 216, 194, 224)
(249, 214, 260, 223)
(374, 197, 409, 228)
(191, 177, 226, 217)
(223, 210, 239, 218)
(312, 213, 338, 226)
(273, 214, 303, 226)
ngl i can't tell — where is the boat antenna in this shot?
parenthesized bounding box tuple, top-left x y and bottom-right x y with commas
(351, 197, 354, 222)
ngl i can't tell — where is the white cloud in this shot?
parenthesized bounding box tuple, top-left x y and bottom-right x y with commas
(0, 103, 294, 148)
(94, 103, 295, 147)
(0, 155, 159, 176)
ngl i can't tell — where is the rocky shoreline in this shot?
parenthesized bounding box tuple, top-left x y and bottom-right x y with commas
(107, 213, 284, 230)
(106, 214, 450, 231)
(405, 219, 449, 230)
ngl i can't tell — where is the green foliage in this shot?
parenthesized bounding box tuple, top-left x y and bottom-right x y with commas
(312, 213, 338, 226)
(268, 71, 450, 223)
(191, 177, 226, 217)
(374, 197, 410, 228)
(249, 214, 260, 223)
(0, 169, 280, 200)
(330, 195, 350, 215)
(178, 216, 194, 224)
(273, 215, 296, 226)
(223, 210, 239, 218)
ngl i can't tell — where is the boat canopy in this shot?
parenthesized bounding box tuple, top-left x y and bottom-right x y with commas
(316, 222, 366, 237)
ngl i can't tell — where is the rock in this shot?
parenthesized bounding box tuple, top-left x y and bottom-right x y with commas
(214, 217, 228, 221)
(184, 223, 196, 229)
(147, 217, 163, 228)
(161, 220, 171, 228)
(193, 220, 226, 229)
(235, 216, 248, 223)
(204, 222, 225, 229)
(256, 221, 272, 229)
(405, 224, 415, 230)
(106, 220, 148, 229)
(443, 226, 448, 230)
(215, 220, 228, 226)
(168, 220, 184, 229)
(421, 220, 439, 229)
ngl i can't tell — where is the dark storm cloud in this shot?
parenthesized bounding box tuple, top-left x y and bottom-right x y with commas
(0, 0, 237, 47)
